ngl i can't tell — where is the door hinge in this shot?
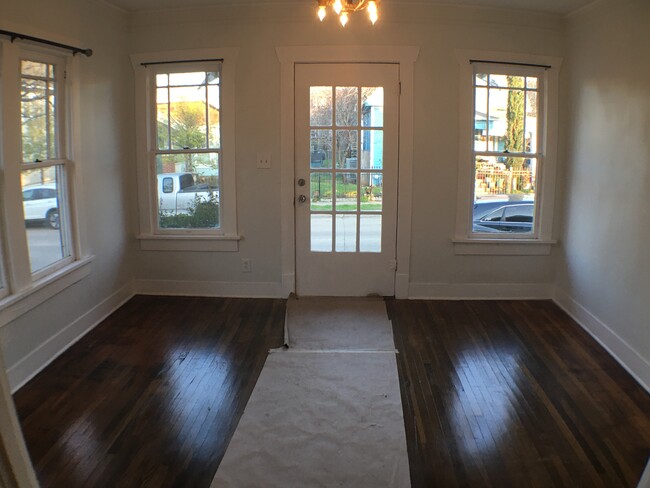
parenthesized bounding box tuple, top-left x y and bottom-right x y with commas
(64, 70, 67, 80)
(398, 82, 401, 95)
(390, 259, 397, 271)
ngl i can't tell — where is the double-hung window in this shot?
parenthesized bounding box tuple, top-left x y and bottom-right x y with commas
(0, 41, 86, 316)
(18, 56, 74, 275)
(132, 49, 239, 252)
(454, 52, 562, 255)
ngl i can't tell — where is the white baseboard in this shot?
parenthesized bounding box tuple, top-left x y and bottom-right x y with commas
(408, 282, 554, 300)
(135, 279, 285, 298)
(281, 273, 295, 298)
(553, 288, 650, 394)
(395, 273, 410, 299)
(8, 281, 135, 393)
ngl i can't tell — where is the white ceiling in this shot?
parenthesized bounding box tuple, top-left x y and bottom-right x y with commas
(106, 0, 596, 16)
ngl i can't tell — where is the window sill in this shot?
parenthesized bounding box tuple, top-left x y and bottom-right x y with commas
(0, 256, 94, 328)
(452, 238, 556, 256)
(137, 234, 241, 252)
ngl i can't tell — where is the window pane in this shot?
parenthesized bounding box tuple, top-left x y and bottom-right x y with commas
(22, 166, 70, 273)
(335, 173, 357, 212)
(21, 74, 57, 163)
(157, 88, 170, 150)
(311, 214, 332, 252)
(168, 86, 208, 149)
(359, 215, 381, 252)
(208, 85, 220, 149)
(156, 153, 220, 229)
(473, 155, 536, 234)
(21, 60, 49, 78)
(360, 130, 382, 170)
(475, 73, 488, 86)
(485, 77, 529, 154)
(169, 71, 206, 86)
(336, 215, 357, 252)
(526, 77, 538, 89)
(335, 86, 358, 127)
(525, 91, 538, 153)
(310, 130, 332, 169)
(310, 87, 332, 127)
(360, 172, 382, 212)
(336, 130, 357, 169)
(474, 87, 488, 152)
(361, 87, 383, 127)
(155, 69, 222, 152)
(311, 172, 332, 211)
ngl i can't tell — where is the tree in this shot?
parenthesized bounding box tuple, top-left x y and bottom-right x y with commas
(504, 76, 525, 190)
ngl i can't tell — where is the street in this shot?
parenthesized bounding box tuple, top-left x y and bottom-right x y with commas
(26, 225, 66, 272)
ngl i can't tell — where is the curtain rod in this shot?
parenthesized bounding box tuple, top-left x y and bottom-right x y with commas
(470, 59, 551, 70)
(0, 29, 92, 57)
(141, 58, 224, 67)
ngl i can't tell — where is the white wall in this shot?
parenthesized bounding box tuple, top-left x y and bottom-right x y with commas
(129, 3, 564, 297)
(0, 0, 135, 389)
(556, 0, 650, 389)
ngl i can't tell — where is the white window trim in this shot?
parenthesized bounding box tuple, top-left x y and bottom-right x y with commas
(453, 50, 562, 256)
(131, 48, 240, 252)
(0, 40, 91, 324)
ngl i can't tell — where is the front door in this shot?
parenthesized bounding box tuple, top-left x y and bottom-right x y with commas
(295, 63, 399, 296)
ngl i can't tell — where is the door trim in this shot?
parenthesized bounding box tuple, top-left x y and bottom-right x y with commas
(276, 45, 419, 298)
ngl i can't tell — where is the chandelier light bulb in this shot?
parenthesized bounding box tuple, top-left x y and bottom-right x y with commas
(340, 11, 349, 26)
(367, 1, 378, 24)
(333, 0, 343, 15)
(318, 5, 327, 21)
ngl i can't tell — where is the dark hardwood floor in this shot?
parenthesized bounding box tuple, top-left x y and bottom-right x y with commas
(14, 295, 286, 488)
(387, 299, 650, 488)
(13, 296, 650, 487)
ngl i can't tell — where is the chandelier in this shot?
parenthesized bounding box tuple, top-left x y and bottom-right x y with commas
(316, 0, 380, 26)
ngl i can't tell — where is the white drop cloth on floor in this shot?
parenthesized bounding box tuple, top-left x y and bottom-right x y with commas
(211, 297, 410, 488)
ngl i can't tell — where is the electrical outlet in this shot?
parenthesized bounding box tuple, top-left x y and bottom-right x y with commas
(256, 153, 271, 169)
(241, 258, 252, 273)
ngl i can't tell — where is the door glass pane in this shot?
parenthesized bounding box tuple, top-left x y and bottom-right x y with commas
(22, 166, 70, 273)
(336, 130, 358, 169)
(311, 214, 332, 252)
(310, 86, 332, 126)
(360, 130, 382, 169)
(336, 173, 357, 211)
(335, 87, 358, 127)
(336, 215, 357, 252)
(21, 61, 57, 163)
(473, 155, 536, 234)
(156, 153, 220, 229)
(361, 87, 383, 127)
(311, 172, 332, 211)
(360, 172, 382, 212)
(359, 214, 381, 253)
(310, 130, 332, 169)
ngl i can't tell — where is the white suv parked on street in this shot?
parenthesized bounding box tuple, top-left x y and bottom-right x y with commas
(22, 184, 59, 229)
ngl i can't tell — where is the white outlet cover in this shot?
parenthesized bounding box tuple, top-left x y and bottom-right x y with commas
(257, 153, 271, 169)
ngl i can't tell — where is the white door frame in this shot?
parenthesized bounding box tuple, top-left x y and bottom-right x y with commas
(276, 46, 419, 299)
